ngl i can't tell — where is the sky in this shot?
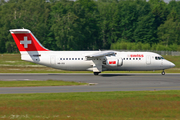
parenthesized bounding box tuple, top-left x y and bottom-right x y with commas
(147, 0, 178, 3)
(164, 0, 179, 3)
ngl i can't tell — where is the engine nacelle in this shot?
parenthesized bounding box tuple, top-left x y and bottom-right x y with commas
(105, 58, 123, 67)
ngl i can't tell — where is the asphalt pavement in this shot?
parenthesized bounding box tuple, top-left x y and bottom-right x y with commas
(0, 73, 180, 94)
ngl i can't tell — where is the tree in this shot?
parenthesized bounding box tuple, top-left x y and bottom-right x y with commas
(51, 0, 99, 50)
(150, 0, 169, 28)
(157, 19, 180, 45)
(134, 13, 157, 44)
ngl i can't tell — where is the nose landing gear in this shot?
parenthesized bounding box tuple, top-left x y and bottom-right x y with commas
(161, 70, 165, 75)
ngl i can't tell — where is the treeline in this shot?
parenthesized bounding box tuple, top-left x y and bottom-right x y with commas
(111, 42, 180, 51)
(0, 0, 180, 53)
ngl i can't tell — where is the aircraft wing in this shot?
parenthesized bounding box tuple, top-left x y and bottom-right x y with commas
(86, 51, 115, 58)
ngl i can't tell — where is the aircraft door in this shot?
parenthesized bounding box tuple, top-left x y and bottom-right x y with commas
(50, 56, 56, 65)
(146, 55, 151, 65)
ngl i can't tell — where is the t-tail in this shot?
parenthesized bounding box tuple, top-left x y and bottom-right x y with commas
(10, 29, 49, 63)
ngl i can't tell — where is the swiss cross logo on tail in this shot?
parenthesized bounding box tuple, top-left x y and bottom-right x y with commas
(20, 36, 32, 48)
(10, 29, 49, 51)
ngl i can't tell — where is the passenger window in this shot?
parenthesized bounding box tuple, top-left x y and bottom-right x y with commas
(78, 58, 80, 60)
(129, 58, 131, 60)
(66, 58, 68, 60)
(72, 58, 74, 60)
(136, 58, 138, 60)
(126, 58, 128, 60)
(139, 58, 141, 60)
(123, 58, 125, 60)
(69, 58, 71, 60)
(133, 58, 135, 60)
(60, 58, 62, 60)
(63, 58, 65, 60)
(75, 58, 77, 60)
(81, 58, 83, 60)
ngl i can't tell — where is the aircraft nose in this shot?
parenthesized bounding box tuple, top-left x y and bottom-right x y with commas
(169, 62, 175, 68)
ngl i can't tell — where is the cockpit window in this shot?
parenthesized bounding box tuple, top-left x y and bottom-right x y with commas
(155, 56, 164, 60)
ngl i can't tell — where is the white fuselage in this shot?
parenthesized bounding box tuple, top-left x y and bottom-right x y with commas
(9, 29, 175, 75)
(20, 51, 175, 71)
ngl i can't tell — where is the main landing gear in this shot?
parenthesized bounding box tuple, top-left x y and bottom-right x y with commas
(94, 72, 101, 75)
(161, 70, 165, 75)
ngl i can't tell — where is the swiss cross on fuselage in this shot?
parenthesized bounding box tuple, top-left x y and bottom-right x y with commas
(20, 36, 32, 48)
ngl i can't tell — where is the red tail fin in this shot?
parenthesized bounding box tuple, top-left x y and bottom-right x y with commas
(10, 29, 49, 51)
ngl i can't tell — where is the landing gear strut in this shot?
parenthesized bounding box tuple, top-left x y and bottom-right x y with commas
(161, 70, 165, 75)
(94, 72, 100, 75)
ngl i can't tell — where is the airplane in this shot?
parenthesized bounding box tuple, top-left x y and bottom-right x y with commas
(10, 29, 175, 75)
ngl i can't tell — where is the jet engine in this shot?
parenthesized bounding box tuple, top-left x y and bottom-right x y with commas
(103, 58, 123, 67)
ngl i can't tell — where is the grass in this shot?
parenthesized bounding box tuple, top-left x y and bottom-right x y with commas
(0, 54, 35, 66)
(0, 54, 180, 73)
(0, 80, 87, 87)
(0, 91, 180, 119)
(162, 55, 180, 68)
(0, 54, 180, 119)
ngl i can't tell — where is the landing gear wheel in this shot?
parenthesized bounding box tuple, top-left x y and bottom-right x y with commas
(94, 72, 99, 75)
(161, 71, 165, 75)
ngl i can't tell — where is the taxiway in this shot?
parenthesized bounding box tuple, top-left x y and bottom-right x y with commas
(0, 73, 180, 94)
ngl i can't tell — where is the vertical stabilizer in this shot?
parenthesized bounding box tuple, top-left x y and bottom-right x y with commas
(10, 29, 49, 52)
